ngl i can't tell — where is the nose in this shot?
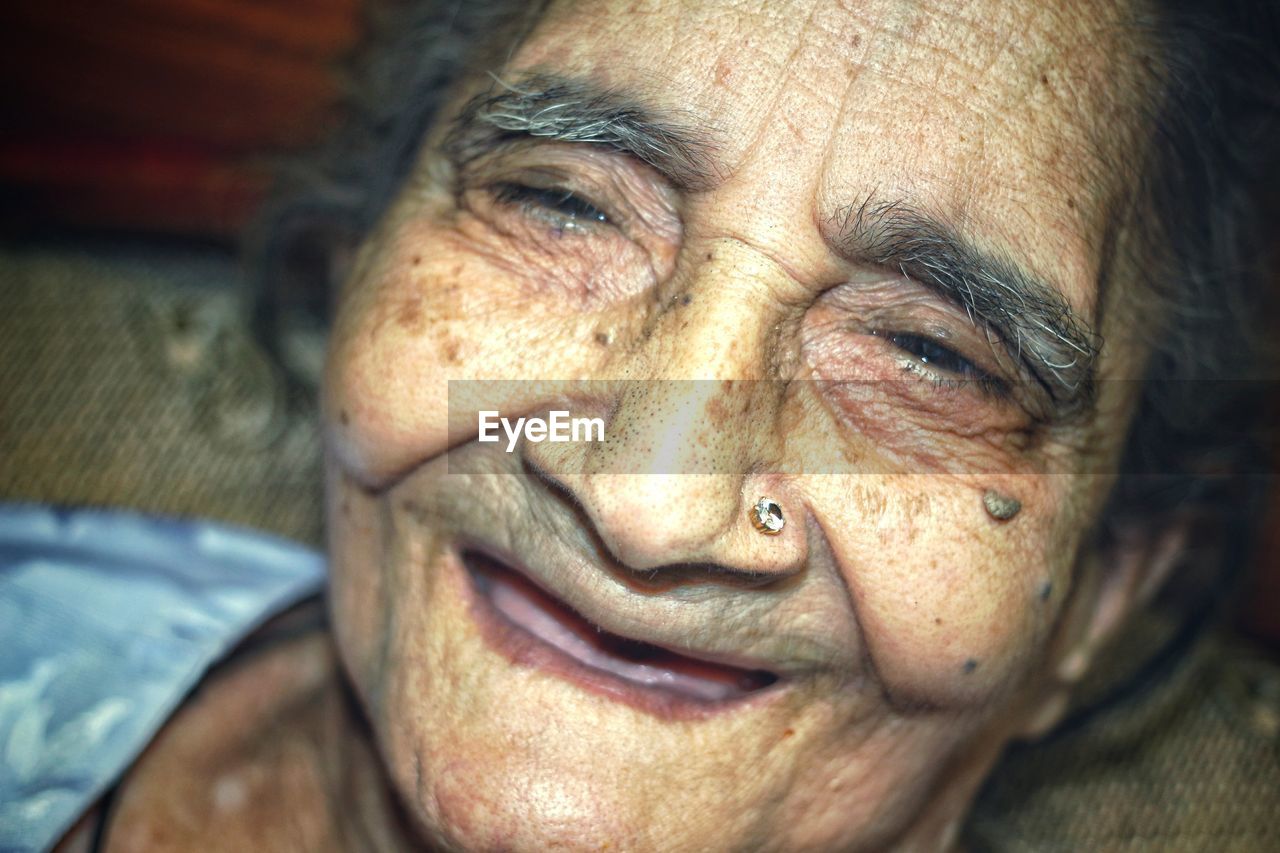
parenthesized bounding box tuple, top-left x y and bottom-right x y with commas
(524, 241, 809, 581)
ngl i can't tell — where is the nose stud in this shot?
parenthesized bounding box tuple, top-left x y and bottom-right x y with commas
(751, 497, 785, 535)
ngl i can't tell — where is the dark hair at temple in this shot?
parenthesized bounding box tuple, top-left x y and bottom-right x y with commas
(243, 0, 545, 377)
(1101, 0, 1279, 534)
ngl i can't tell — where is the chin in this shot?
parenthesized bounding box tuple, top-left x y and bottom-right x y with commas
(361, 544, 772, 851)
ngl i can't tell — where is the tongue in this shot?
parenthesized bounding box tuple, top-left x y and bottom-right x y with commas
(479, 558, 770, 702)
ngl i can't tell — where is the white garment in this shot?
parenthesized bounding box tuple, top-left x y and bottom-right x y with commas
(0, 505, 325, 852)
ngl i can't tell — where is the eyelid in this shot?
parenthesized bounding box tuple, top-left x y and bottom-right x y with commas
(887, 335, 1012, 400)
(491, 181, 613, 232)
(872, 329, 997, 383)
(458, 143, 684, 239)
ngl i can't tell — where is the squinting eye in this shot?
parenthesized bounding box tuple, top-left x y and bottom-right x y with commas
(884, 332, 985, 379)
(493, 182, 610, 230)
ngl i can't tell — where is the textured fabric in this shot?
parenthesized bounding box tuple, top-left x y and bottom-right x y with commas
(0, 243, 324, 546)
(968, 629, 1280, 851)
(2, 241, 1278, 850)
(0, 504, 325, 853)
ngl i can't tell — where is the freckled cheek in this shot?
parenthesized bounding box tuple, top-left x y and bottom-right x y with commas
(800, 355, 1036, 478)
(813, 479, 1067, 706)
(323, 222, 598, 486)
(782, 384, 1032, 480)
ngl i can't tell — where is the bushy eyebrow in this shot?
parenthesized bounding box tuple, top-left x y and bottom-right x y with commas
(829, 196, 1102, 419)
(442, 71, 720, 190)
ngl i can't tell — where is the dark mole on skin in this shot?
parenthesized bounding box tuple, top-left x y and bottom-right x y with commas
(595, 331, 611, 346)
(1039, 581, 1053, 601)
(681, 293, 693, 306)
(983, 490, 1022, 521)
(963, 659, 979, 675)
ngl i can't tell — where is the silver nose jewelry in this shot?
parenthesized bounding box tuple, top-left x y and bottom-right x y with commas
(752, 497, 785, 535)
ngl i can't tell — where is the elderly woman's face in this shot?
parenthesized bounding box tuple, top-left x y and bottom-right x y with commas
(324, 0, 1151, 848)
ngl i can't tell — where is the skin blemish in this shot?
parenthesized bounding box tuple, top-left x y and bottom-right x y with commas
(212, 774, 248, 812)
(340, 409, 350, 426)
(444, 338, 462, 363)
(706, 397, 731, 428)
(982, 490, 1022, 521)
(395, 298, 424, 332)
(681, 293, 693, 306)
(595, 331, 612, 346)
(1039, 581, 1053, 601)
(962, 659, 979, 675)
(411, 255, 422, 266)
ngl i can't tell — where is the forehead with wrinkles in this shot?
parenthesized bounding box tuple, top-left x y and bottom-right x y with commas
(517, 0, 1155, 326)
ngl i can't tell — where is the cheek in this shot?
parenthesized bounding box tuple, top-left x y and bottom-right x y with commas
(323, 217, 608, 487)
(324, 462, 394, 703)
(810, 474, 1072, 708)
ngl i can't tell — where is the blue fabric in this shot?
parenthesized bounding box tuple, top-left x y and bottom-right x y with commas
(0, 505, 326, 852)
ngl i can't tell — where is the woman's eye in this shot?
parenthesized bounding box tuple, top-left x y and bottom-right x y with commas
(493, 182, 610, 230)
(883, 332, 985, 379)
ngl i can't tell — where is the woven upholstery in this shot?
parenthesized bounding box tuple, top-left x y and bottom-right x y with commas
(0, 243, 324, 545)
(2, 242, 1277, 850)
(970, 629, 1280, 850)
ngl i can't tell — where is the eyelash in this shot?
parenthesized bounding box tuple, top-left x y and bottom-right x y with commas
(492, 182, 610, 231)
(875, 330, 1009, 398)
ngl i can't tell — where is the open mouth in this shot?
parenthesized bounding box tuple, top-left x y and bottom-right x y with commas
(462, 548, 779, 712)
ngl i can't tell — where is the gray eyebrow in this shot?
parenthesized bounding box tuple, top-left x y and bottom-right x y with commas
(442, 72, 720, 190)
(829, 196, 1102, 418)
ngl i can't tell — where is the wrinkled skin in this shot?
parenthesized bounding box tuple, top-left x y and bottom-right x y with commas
(323, 0, 1168, 849)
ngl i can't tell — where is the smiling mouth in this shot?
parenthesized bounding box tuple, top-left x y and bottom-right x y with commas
(462, 549, 779, 713)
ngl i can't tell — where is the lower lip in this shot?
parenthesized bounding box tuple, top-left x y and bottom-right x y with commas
(459, 548, 782, 720)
